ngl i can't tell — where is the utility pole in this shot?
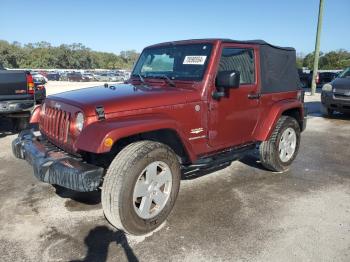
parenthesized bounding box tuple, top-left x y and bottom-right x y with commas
(311, 0, 324, 95)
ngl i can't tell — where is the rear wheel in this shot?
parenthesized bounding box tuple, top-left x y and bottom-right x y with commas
(102, 141, 181, 235)
(259, 116, 301, 172)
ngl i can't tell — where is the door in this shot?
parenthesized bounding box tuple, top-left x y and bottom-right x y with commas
(208, 45, 260, 148)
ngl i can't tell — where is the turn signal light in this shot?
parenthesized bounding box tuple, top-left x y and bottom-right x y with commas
(104, 138, 113, 148)
(27, 74, 35, 94)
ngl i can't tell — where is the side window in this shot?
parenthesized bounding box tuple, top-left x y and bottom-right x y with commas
(217, 48, 255, 84)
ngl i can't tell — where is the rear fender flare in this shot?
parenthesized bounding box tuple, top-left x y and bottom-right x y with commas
(253, 99, 303, 141)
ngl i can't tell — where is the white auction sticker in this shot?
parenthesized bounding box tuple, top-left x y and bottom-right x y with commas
(183, 56, 207, 65)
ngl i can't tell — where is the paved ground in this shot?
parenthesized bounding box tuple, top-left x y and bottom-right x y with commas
(0, 85, 350, 261)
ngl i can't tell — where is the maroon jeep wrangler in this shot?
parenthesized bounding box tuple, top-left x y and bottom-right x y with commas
(13, 39, 306, 235)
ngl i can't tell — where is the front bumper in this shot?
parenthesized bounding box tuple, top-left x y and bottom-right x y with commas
(321, 91, 350, 113)
(12, 129, 104, 192)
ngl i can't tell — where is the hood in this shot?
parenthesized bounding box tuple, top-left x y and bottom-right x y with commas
(47, 83, 200, 116)
(332, 78, 350, 91)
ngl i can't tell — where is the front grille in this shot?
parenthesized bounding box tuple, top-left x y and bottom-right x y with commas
(40, 106, 72, 150)
(334, 93, 350, 100)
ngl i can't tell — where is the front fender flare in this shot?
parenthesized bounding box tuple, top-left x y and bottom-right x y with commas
(75, 114, 196, 161)
(29, 105, 41, 124)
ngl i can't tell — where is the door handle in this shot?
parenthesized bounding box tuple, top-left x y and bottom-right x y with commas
(248, 93, 261, 99)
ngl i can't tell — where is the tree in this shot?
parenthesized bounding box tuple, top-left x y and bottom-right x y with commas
(296, 52, 304, 68)
(3, 39, 348, 71)
(0, 39, 140, 70)
(319, 49, 350, 70)
(302, 50, 350, 70)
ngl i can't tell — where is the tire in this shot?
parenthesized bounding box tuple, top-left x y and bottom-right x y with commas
(102, 141, 181, 235)
(259, 116, 301, 172)
(320, 104, 334, 117)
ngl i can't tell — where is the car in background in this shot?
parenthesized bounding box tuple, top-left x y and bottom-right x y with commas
(115, 71, 129, 81)
(82, 73, 94, 81)
(299, 70, 338, 88)
(95, 73, 118, 82)
(67, 72, 95, 82)
(67, 72, 83, 82)
(318, 72, 339, 87)
(123, 71, 131, 80)
(0, 70, 46, 130)
(321, 67, 350, 116)
(46, 72, 60, 81)
(59, 72, 69, 81)
(33, 79, 46, 103)
(298, 69, 310, 88)
(31, 73, 48, 84)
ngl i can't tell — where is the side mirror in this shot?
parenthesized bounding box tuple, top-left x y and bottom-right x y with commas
(213, 70, 240, 100)
(216, 70, 240, 89)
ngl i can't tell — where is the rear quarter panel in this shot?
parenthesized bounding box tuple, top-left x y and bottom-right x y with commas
(253, 91, 304, 141)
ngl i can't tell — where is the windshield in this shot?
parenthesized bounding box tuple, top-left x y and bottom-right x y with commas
(339, 68, 350, 78)
(132, 43, 213, 81)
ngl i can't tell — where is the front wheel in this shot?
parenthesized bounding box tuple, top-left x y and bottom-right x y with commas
(102, 141, 181, 235)
(259, 116, 301, 172)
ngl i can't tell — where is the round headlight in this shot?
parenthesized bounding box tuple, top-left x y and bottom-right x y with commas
(322, 83, 332, 92)
(75, 112, 84, 132)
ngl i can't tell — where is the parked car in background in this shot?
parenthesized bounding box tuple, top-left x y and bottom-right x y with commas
(0, 69, 46, 130)
(115, 71, 129, 81)
(13, 39, 306, 235)
(31, 73, 48, 84)
(318, 72, 339, 87)
(321, 67, 350, 116)
(67, 72, 95, 82)
(82, 73, 94, 81)
(59, 72, 68, 81)
(299, 70, 338, 88)
(46, 72, 60, 81)
(123, 71, 131, 80)
(33, 79, 46, 103)
(67, 72, 83, 82)
(95, 73, 118, 82)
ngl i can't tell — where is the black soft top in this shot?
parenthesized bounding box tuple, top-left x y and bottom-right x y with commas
(222, 39, 295, 51)
(221, 39, 299, 93)
(149, 38, 300, 94)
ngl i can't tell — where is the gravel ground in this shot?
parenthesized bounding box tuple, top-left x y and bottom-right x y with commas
(0, 83, 349, 261)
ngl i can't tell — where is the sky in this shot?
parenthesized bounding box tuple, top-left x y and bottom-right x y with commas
(0, 0, 349, 55)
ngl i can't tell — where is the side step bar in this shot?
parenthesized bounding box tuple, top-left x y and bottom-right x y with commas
(182, 143, 257, 176)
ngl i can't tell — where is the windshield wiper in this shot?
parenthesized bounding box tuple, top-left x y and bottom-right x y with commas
(161, 75, 176, 87)
(148, 75, 176, 87)
(136, 73, 146, 84)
